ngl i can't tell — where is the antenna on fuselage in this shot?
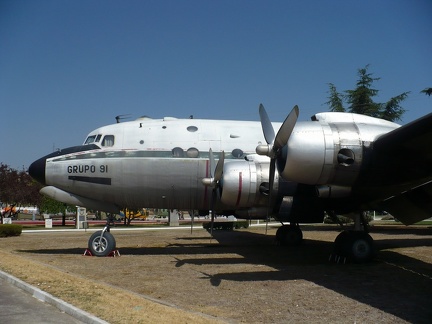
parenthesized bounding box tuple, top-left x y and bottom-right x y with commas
(115, 114, 131, 123)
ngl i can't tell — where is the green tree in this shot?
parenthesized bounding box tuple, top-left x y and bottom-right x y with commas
(325, 65, 410, 122)
(325, 83, 344, 112)
(39, 196, 77, 226)
(421, 87, 432, 96)
(380, 92, 410, 122)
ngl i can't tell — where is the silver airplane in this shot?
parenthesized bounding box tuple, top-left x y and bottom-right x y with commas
(29, 105, 432, 262)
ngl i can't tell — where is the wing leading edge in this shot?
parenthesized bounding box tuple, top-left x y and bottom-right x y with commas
(354, 113, 432, 224)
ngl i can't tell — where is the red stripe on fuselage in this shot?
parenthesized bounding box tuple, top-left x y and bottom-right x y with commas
(235, 172, 242, 207)
(203, 160, 209, 206)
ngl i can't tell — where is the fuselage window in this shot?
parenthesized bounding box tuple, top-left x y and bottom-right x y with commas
(186, 147, 199, 158)
(101, 135, 115, 147)
(232, 148, 244, 158)
(84, 135, 96, 144)
(172, 147, 185, 157)
(187, 126, 198, 132)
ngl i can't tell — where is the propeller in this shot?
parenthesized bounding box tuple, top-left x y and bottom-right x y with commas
(202, 149, 225, 236)
(256, 104, 299, 227)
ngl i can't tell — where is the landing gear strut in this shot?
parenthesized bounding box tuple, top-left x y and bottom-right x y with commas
(276, 223, 303, 246)
(330, 211, 375, 263)
(88, 216, 116, 257)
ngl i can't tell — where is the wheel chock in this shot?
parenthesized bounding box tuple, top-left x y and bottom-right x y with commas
(108, 249, 121, 257)
(82, 249, 120, 257)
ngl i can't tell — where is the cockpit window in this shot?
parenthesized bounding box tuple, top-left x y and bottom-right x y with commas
(95, 134, 102, 142)
(84, 135, 96, 144)
(101, 135, 115, 147)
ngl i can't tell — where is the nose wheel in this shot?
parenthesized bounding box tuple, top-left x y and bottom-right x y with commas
(88, 225, 116, 257)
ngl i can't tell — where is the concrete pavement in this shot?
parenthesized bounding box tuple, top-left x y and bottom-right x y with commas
(0, 271, 107, 324)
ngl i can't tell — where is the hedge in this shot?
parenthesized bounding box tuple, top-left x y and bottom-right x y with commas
(0, 224, 23, 237)
(202, 220, 249, 231)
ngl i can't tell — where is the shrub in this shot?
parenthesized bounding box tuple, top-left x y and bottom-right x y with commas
(323, 215, 353, 225)
(203, 222, 234, 231)
(0, 224, 22, 237)
(203, 220, 250, 230)
(234, 220, 249, 229)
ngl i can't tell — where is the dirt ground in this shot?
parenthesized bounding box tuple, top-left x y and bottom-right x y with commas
(0, 223, 431, 323)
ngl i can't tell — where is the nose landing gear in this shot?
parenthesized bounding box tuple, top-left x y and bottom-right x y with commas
(88, 216, 117, 257)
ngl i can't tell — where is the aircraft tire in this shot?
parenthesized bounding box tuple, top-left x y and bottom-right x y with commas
(347, 231, 374, 263)
(334, 231, 374, 263)
(88, 230, 116, 257)
(333, 230, 350, 255)
(276, 225, 303, 246)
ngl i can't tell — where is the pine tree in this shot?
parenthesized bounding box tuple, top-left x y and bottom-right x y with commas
(420, 87, 432, 96)
(325, 83, 344, 112)
(324, 65, 409, 122)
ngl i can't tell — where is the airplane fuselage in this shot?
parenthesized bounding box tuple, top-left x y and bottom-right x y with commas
(29, 106, 432, 261)
(30, 113, 400, 220)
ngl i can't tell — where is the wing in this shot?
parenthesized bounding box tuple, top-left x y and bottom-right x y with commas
(354, 113, 432, 224)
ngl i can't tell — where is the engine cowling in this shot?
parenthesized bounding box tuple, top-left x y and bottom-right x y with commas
(220, 160, 269, 208)
(277, 120, 364, 186)
(277, 113, 400, 187)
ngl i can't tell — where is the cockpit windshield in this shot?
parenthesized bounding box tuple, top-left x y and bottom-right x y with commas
(84, 134, 103, 145)
(84, 135, 96, 144)
(84, 134, 114, 147)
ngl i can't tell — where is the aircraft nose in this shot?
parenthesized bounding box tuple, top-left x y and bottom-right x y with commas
(29, 157, 46, 185)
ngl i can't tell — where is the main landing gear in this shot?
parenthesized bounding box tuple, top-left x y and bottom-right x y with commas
(331, 230, 374, 263)
(275, 223, 303, 246)
(330, 211, 375, 263)
(275, 212, 375, 263)
(88, 217, 117, 257)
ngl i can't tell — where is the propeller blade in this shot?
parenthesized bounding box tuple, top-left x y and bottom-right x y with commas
(210, 190, 216, 237)
(265, 158, 276, 235)
(209, 148, 216, 178)
(214, 151, 224, 182)
(273, 105, 299, 151)
(259, 104, 275, 145)
(269, 158, 276, 196)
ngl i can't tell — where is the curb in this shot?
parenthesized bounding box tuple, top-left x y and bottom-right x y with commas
(0, 270, 108, 324)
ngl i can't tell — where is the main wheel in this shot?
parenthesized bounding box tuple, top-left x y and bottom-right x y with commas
(276, 225, 303, 246)
(347, 232, 375, 263)
(88, 230, 116, 257)
(333, 231, 374, 263)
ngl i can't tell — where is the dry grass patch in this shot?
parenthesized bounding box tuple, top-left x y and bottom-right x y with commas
(0, 250, 222, 323)
(0, 225, 431, 323)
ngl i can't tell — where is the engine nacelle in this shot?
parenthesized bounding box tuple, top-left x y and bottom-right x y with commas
(277, 113, 399, 187)
(220, 160, 269, 208)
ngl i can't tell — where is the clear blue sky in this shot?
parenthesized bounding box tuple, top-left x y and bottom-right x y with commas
(1, 0, 431, 170)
